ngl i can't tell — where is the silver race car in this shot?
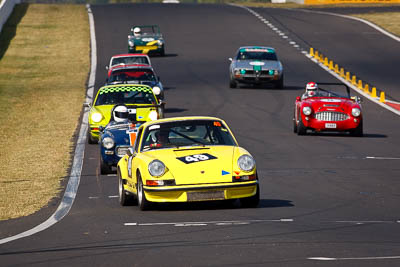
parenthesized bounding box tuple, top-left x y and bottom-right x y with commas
(229, 46, 284, 89)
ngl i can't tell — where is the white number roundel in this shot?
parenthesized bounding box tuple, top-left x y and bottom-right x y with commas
(185, 154, 209, 162)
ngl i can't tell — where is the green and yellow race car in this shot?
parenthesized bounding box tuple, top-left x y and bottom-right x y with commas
(117, 116, 260, 210)
(87, 84, 164, 144)
(128, 25, 165, 56)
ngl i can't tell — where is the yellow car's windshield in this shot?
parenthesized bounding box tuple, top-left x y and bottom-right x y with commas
(141, 120, 236, 151)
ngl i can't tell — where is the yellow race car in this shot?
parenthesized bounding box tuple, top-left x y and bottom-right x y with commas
(117, 116, 260, 210)
(87, 84, 164, 144)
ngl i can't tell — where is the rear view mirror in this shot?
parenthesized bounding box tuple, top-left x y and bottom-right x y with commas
(351, 96, 362, 103)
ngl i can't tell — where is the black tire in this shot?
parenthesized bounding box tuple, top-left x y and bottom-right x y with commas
(297, 118, 307, 135)
(293, 118, 298, 133)
(160, 46, 165, 56)
(275, 76, 284, 89)
(87, 129, 97, 144)
(229, 78, 237, 88)
(350, 121, 363, 137)
(100, 157, 112, 175)
(137, 173, 152, 211)
(118, 169, 134, 206)
(240, 185, 260, 208)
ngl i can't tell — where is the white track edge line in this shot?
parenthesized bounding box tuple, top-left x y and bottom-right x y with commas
(0, 4, 97, 245)
(296, 8, 400, 43)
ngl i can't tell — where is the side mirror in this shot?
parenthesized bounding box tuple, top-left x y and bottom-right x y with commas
(83, 102, 91, 108)
(296, 96, 301, 101)
(127, 147, 134, 156)
(228, 58, 233, 62)
(105, 66, 109, 70)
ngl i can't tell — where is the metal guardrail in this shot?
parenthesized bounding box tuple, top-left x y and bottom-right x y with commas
(0, 0, 21, 35)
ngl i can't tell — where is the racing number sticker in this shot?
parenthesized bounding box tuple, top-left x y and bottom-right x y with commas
(177, 153, 217, 164)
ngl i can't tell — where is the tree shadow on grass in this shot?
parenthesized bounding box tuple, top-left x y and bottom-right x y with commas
(0, 4, 29, 61)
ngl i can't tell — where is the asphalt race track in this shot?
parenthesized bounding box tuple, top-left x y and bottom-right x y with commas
(1, 3, 400, 266)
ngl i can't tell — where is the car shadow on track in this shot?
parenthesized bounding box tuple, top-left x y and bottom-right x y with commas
(164, 107, 188, 114)
(303, 132, 387, 138)
(231, 84, 303, 91)
(152, 53, 178, 58)
(142, 198, 294, 211)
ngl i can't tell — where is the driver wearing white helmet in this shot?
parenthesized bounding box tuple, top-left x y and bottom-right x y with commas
(133, 27, 141, 37)
(112, 104, 129, 124)
(302, 82, 318, 99)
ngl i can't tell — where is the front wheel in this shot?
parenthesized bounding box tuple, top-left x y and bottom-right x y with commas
(297, 118, 307, 135)
(229, 78, 237, 88)
(118, 170, 134, 206)
(293, 118, 298, 133)
(350, 121, 363, 137)
(137, 173, 152, 211)
(240, 185, 260, 208)
(275, 76, 284, 89)
(100, 157, 112, 175)
(87, 129, 97, 144)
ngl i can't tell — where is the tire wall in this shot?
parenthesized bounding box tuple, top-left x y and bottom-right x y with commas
(0, 0, 21, 35)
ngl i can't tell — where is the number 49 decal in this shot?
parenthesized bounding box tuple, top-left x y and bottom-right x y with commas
(177, 153, 217, 164)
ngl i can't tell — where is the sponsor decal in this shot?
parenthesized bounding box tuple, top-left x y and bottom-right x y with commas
(142, 38, 155, 42)
(149, 125, 160, 130)
(249, 61, 265, 66)
(177, 153, 217, 164)
(221, 170, 230, 176)
(321, 99, 342, 103)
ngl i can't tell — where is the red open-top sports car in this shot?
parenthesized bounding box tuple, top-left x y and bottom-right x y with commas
(293, 82, 363, 136)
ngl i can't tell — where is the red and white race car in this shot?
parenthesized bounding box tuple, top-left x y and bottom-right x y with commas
(293, 82, 363, 136)
(106, 53, 151, 76)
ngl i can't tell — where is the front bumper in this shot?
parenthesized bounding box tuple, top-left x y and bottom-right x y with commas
(101, 145, 130, 166)
(302, 116, 362, 132)
(233, 73, 281, 84)
(129, 45, 163, 54)
(142, 180, 258, 202)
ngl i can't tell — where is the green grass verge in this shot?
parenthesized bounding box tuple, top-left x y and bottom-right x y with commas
(0, 4, 89, 220)
(351, 12, 400, 36)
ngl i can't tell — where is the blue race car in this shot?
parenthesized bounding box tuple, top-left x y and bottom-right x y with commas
(99, 104, 155, 174)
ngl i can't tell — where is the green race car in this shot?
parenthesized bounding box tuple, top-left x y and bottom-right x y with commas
(128, 25, 165, 56)
(87, 84, 164, 144)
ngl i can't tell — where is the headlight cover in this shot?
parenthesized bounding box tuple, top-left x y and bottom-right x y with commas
(148, 160, 166, 177)
(302, 106, 312, 116)
(91, 112, 103, 123)
(237, 155, 255, 172)
(352, 108, 361, 117)
(102, 137, 115, 149)
(148, 110, 158, 121)
(152, 86, 161, 95)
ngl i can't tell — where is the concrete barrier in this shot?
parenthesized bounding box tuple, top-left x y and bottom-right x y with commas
(0, 0, 21, 35)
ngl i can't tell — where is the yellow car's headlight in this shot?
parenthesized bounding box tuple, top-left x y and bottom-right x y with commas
(152, 86, 161, 96)
(237, 155, 255, 172)
(148, 110, 158, 121)
(91, 112, 103, 123)
(148, 160, 166, 177)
